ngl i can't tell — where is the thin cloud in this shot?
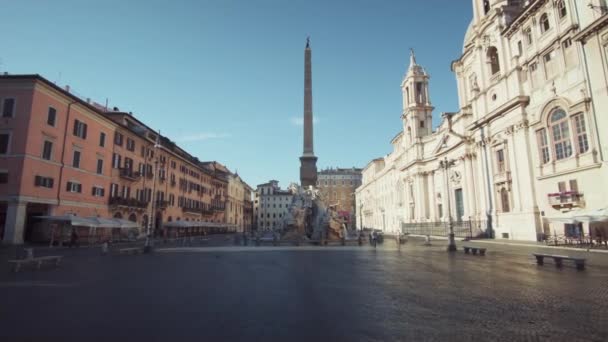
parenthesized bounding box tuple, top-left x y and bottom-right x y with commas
(179, 132, 231, 142)
(290, 117, 320, 126)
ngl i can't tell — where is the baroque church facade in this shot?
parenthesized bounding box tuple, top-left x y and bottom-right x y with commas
(356, 0, 608, 241)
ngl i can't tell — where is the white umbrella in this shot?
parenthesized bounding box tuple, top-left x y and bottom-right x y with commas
(36, 215, 97, 228)
(572, 208, 608, 223)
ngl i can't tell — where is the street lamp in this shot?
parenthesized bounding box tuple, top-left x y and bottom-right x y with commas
(439, 155, 457, 252)
(145, 132, 162, 252)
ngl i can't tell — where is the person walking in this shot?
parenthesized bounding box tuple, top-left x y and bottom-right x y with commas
(70, 228, 79, 248)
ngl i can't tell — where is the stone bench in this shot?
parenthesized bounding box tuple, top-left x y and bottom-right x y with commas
(533, 253, 586, 270)
(117, 247, 144, 255)
(463, 246, 486, 256)
(8, 256, 63, 273)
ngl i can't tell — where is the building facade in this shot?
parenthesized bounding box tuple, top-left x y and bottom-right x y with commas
(226, 173, 253, 233)
(253, 180, 294, 231)
(0, 74, 247, 244)
(357, 0, 608, 241)
(316, 168, 362, 226)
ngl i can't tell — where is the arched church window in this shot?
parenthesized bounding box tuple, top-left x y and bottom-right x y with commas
(500, 188, 510, 213)
(549, 109, 572, 160)
(540, 14, 550, 33)
(405, 87, 410, 106)
(483, 0, 491, 14)
(487, 46, 500, 75)
(557, 1, 567, 19)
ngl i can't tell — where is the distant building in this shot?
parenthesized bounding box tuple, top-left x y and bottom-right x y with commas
(254, 181, 293, 231)
(226, 172, 253, 233)
(317, 168, 362, 226)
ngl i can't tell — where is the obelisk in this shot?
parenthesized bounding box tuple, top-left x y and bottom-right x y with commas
(300, 37, 318, 188)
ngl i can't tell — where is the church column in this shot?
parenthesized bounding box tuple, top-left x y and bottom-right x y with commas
(468, 153, 479, 219)
(415, 173, 425, 221)
(461, 155, 473, 220)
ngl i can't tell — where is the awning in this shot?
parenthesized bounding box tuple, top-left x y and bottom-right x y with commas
(546, 208, 608, 224)
(85, 217, 140, 229)
(36, 215, 97, 228)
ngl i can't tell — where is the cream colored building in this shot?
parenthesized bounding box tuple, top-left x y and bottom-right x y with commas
(227, 173, 253, 233)
(254, 180, 293, 231)
(357, 0, 608, 241)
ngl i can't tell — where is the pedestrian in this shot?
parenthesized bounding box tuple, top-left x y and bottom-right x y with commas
(70, 228, 79, 248)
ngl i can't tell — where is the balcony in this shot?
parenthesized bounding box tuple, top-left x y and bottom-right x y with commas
(109, 197, 148, 209)
(202, 208, 214, 216)
(548, 191, 584, 208)
(182, 206, 201, 214)
(119, 168, 141, 181)
(155, 200, 169, 210)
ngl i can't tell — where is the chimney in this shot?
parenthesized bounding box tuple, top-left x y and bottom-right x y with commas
(86, 98, 91, 104)
(65, 85, 70, 92)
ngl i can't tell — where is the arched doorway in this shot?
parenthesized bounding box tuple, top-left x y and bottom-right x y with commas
(128, 213, 137, 222)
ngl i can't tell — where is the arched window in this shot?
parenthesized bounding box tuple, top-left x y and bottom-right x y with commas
(549, 109, 573, 160)
(500, 188, 510, 213)
(483, 0, 491, 14)
(540, 14, 550, 33)
(557, 1, 567, 19)
(487, 47, 500, 75)
(128, 213, 137, 222)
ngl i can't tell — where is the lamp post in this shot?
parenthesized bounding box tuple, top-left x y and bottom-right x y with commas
(439, 155, 457, 252)
(144, 133, 162, 252)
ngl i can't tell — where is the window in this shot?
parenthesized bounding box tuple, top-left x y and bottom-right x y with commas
(110, 183, 119, 197)
(517, 41, 523, 56)
(99, 132, 106, 147)
(34, 176, 54, 188)
(42, 141, 53, 160)
(415, 82, 425, 103)
(530, 62, 540, 86)
(537, 129, 550, 164)
(112, 153, 121, 169)
(569, 179, 579, 193)
(96, 159, 104, 175)
(140, 145, 145, 157)
(2, 98, 15, 118)
(72, 150, 81, 168)
(73, 120, 87, 139)
(557, 0, 567, 19)
(126, 138, 135, 151)
(47, 107, 57, 126)
(0, 171, 8, 184)
(0, 133, 9, 154)
(92, 186, 105, 197)
(500, 188, 510, 213)
(540, 14, 550, 33)
(114, 132, 123, 146)
(496, 149, 505, 173)
(66, 181, 82, 193)
(487, 46, 500, 75)
(524, 27, 533, 45)
(550, 109, 573, 160)
(420, 120, 425, 128)
(483, 0, 490, 14)
(572, 114, 589, 154)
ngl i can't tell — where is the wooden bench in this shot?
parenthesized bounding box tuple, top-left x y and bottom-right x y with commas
(533, 253, 586, 270)
(118, 247, 144, 255)
(463, 246, 487, 256)
(8, 256, 63, 273)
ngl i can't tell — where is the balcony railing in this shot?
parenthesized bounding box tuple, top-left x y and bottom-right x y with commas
(182, 206, 201, 214)
(119, 168, 141, 181)
(548, 191, 583, 208)
(155, 200, 169, 209)
(202, 208, 214, 216)
(109, 197, 148, 209)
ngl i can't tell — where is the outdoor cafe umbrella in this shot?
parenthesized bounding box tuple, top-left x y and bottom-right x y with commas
(36, 215, 97, 246)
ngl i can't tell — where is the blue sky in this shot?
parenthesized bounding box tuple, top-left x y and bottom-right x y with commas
(1, 0, 471, 188)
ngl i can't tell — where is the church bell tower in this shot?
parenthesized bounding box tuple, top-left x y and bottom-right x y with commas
(401, 49, 434, 143)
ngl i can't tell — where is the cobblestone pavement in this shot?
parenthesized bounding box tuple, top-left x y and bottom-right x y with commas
(0, 237, 607, 341)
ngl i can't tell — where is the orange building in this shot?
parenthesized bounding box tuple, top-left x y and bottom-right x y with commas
(0, 74, 239, 244)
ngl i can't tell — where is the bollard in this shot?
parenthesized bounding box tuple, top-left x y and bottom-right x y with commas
(424, 234, 432, 246)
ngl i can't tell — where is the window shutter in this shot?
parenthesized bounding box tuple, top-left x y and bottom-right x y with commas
(77, 184, 82, 193)
(82, 124, 88, 139)
(49, 178, 54, 188)
(101, 188, 105, 197)
(92, 187, 96, 196)
(558, 181, 566, 193)
(569, 179, 578, 192)
(73, 120, 79, 135)
(35, 176, 41, 186)
(67, 182, 72, 191)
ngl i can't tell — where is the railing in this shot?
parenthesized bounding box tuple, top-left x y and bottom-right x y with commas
(201, 208, 214, 216)
(182, 206, 201, 214)
(401, 220, 488, 239)
(548, 191, 583, 207)
(109, 197, 148, 209)
(543, 233, 608, 249)
(155, 200, 169, 209)
(119, 168, 140, 181)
